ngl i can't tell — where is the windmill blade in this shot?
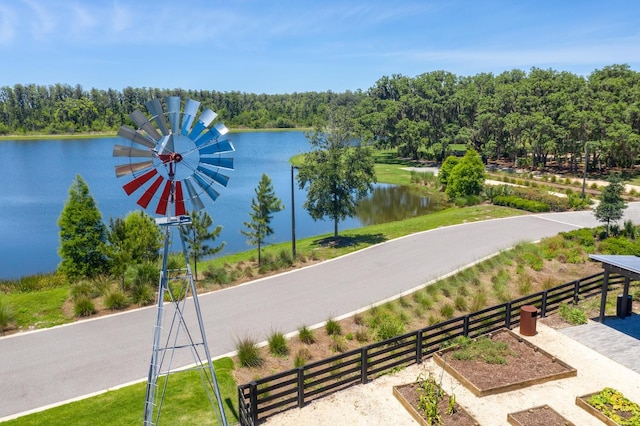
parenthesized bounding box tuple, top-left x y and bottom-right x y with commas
(199, 139, 234, 156)
(199, 157, 234, 170)
(174, 181, 186, 216)
(118, 126, 156, 149)
(194, 122, 229, 147)
(155, 180, 172, 216)
(115, 160, 154, 178)
(184, 177, 205, 211)
(137, 175, 164, 209)
(166, 96, 181, 134)
(130, 110, 162, 141)
(158, 134, 175, 156)
(145, 99, 170, 136)
(123, 169, 158, 195)
(189, 109, 216, 140)
(193, 173, 220, 202)
(196, 166, 230, 187)
(113, 144, 152, 158)
(181, 99, 200, 136)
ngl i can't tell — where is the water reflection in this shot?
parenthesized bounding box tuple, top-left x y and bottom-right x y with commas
(356, 184, 446, 225)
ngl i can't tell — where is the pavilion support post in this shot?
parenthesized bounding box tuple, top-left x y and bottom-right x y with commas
(599, 270, 610, 323)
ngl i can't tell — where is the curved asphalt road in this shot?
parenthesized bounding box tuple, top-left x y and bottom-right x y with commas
(1, 204, 638, 419)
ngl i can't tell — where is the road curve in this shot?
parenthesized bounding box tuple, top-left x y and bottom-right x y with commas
(1, 204, 638, 419)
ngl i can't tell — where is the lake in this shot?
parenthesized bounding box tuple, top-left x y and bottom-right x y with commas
(0, 132, 439, 279)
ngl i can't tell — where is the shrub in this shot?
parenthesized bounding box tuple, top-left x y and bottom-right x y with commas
(74, 296, 96, 317)
(373, 313, 406, 341)
(558, 303, 588, 325)
(268, 331, 288, 357)
(236, 337, 263, 367)
(298, 325, 316, 344)
(0, 297, 15, 334)
(355, 328, 369, 343)
(440, 304, 455, 319)
(294, 348, 312, 367)
(104, 290, 130, 310)
(492, 195, 550, 212)
(470, 292, 487, 312)
(454, 295, 467, 311)
(330, 335, 348, 353)
(131, 283, 155, 306)
(325, 318, 342, 336)
(69, 280, 98, 300)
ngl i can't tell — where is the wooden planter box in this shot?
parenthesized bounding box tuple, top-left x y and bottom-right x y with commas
(575, 393, 621, 426)
(507, 404, 575, 426)
(433, 328, 577, 397)
(392, 383, 479, 426)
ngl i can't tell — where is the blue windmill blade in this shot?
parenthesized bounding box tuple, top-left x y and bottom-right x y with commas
(199, 139, 235, 156)
(199, 157, 234, 170)
(184, 176, 205, 211)
(196, 165, 230, 187)
(181, 99, 200, 136)
(145, 99, 170, 136)
(189, 109, 217, 140)
(118, 126, 156, 149)
(194, 122, 229, 147)
(193, 172, 220, 202)
(166, 96, 181, 134)
(130, 110, 161, 141)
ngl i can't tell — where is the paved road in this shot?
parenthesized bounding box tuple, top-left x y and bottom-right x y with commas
(1, 204, 639, 419)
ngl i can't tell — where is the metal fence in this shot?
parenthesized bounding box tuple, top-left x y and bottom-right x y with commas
(238, 271, 620, 425)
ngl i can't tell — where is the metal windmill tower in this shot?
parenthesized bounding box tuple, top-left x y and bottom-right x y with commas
(114, 96, 233, 425)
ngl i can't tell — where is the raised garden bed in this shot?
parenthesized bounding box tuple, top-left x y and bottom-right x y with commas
(507, 404, 575, 426)
(393, 381, 478, 426)
(433, 328, 576, 397)
(576, 388, 640, 426)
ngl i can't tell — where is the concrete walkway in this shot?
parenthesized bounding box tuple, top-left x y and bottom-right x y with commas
(560, 314, 640, 374)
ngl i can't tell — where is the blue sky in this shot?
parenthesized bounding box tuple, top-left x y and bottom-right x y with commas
(1, 0, 639, 94)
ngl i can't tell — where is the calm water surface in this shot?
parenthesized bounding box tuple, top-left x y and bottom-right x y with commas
(0, 132, 439, 279)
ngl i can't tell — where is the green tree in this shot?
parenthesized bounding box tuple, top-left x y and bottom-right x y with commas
(438, 155, 460, 190)
(297, 120, 376, 239)
(106, 211, 162, 288)
(594, 174, 628, 237)
(241, 174, 284, 266)
(58, 175, 108, 280)
(445, 149, 486, 199)
(181, 210, 225, 280)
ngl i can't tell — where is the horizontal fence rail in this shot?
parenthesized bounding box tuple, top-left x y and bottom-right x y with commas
(238, 271, 622, 425)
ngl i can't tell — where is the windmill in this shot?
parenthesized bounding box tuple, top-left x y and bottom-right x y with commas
(114, 96, 233, 425)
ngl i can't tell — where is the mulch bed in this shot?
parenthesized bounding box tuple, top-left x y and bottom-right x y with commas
(434, 328, 576, 396)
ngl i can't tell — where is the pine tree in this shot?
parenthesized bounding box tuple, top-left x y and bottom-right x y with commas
(58, 175, 108, 280)
(241, 174, 284, 266)
(594, 174, 627, 237)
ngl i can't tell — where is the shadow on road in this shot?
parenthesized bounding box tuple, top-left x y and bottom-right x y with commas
(313, 233, 386, 248)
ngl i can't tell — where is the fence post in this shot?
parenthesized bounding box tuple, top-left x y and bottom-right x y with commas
(297, 367, 305, 408)
(505, 302, 512, 329)
(463, 315, 470, 337)
(541, 290, 548, 317)
(573, 279, 580, 304)
(249, 381, 258, 425)
(416, 330, 423, 364)
(361, 347, 368, 384)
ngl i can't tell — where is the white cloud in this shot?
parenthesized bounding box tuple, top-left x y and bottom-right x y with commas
(24, 0, 57, 40)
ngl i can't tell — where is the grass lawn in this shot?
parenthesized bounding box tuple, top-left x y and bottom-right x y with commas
(3, 358, 238, 426)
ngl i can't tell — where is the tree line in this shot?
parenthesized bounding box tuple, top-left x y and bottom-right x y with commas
(2, 64, 639, 170)
(0, 83, 362, 133)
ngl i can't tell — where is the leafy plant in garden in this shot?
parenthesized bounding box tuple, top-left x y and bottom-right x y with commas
(558, 303, 588, 325)
(588, 387, 640, 426)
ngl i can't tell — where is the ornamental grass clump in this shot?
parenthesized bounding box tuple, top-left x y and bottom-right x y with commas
(236, 337, 263, 368)
(268, 331, 288, 357)
(325, 318, 342, 336)
(298, 325, 315, 344)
